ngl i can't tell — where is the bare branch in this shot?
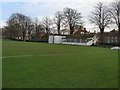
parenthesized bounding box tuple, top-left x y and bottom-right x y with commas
(63, 7, 83, 34)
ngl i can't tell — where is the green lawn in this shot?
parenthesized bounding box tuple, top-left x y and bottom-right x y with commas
(2, 40, 118, 88)
(0, 39, 2, 89)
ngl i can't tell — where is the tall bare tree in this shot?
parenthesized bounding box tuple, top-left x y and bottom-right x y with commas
(34, 18, 45, 39)
(27, 22, 34, 40)
(7, 13, 21, 39)
(110, 1, 120, 46)
(110, 1, 120, 31)
(7, 13, 32, 41)
(63, 7, 83, 35)
(34, 18, 43, 39)
(18, 14, 32, 41)
(42, 17, 52, 35)
(90, 2, 112, 43)
(54, 11, 63, 34)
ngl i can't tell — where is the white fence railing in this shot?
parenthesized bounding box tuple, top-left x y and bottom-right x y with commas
(48, 35, 98, 46)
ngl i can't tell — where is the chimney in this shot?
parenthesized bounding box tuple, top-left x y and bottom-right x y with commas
(79, 26, 83, 30)
(84, 28, 86, 31)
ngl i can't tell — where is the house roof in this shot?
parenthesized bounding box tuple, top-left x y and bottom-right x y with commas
(66, 33, 95, 39)
(97, 30, 119, 37)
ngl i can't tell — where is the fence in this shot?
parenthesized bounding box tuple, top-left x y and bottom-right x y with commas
(62, 38, 87, 43)
(48, 35, 96, 46)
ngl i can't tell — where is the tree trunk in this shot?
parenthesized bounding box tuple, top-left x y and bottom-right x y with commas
(36, 27, 38, 39)
(53, 35, 54, 44)
(57, 25, 60, 35)
(100, 31, 104, 44)
(22, 32, 26, 41)
(28, 32, 31, 40)
(46, 28, 49, 36)
(36, 32, 39, 39)
(70, 26, 74, 35)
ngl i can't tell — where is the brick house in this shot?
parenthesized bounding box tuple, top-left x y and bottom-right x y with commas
(73, 26, 90, 35)
(97, 29, 119, 45)
(72, 26, 119, 45)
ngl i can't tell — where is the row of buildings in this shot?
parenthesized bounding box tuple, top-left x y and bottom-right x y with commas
(61, 26, 119, 45)
(79, 27, 118, 45)
(1, 25, 119, 45)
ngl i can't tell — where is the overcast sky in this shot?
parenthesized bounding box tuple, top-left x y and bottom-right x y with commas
(0, 0, 116, 32)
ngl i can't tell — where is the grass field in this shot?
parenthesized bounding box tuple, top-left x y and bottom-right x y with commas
(0, 39, 2, 89)
(2, 40, 118, 88)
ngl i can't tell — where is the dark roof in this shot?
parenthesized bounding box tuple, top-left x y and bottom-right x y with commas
(66, 33, 95, 39)
(97, 30, 119, 37)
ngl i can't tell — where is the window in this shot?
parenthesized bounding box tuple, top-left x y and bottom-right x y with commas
(81, 32, 84, 34)
(108, 40, 110, 43)
(115, 36, 118, 39)
(111, 37, 113, 39)
(108, 37, 110, 39)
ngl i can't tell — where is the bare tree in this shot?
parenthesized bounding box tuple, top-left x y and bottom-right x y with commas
(110, 1, 120, 31)
(42, 17, 52, 35)
(90, 2, 112, 43)
(2, 26, 15, 39)
(33, 18, 46, 40)
(7, 13, 21, 39)
(34, 18, 42, 39)
(19, 14, 32, 41)
(54, 11, 63, 34)
(27, 22, 34, 40)
(110, 0, 120, 46)
(7, 13, 32, 41)
(63, 7, 83, 35)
